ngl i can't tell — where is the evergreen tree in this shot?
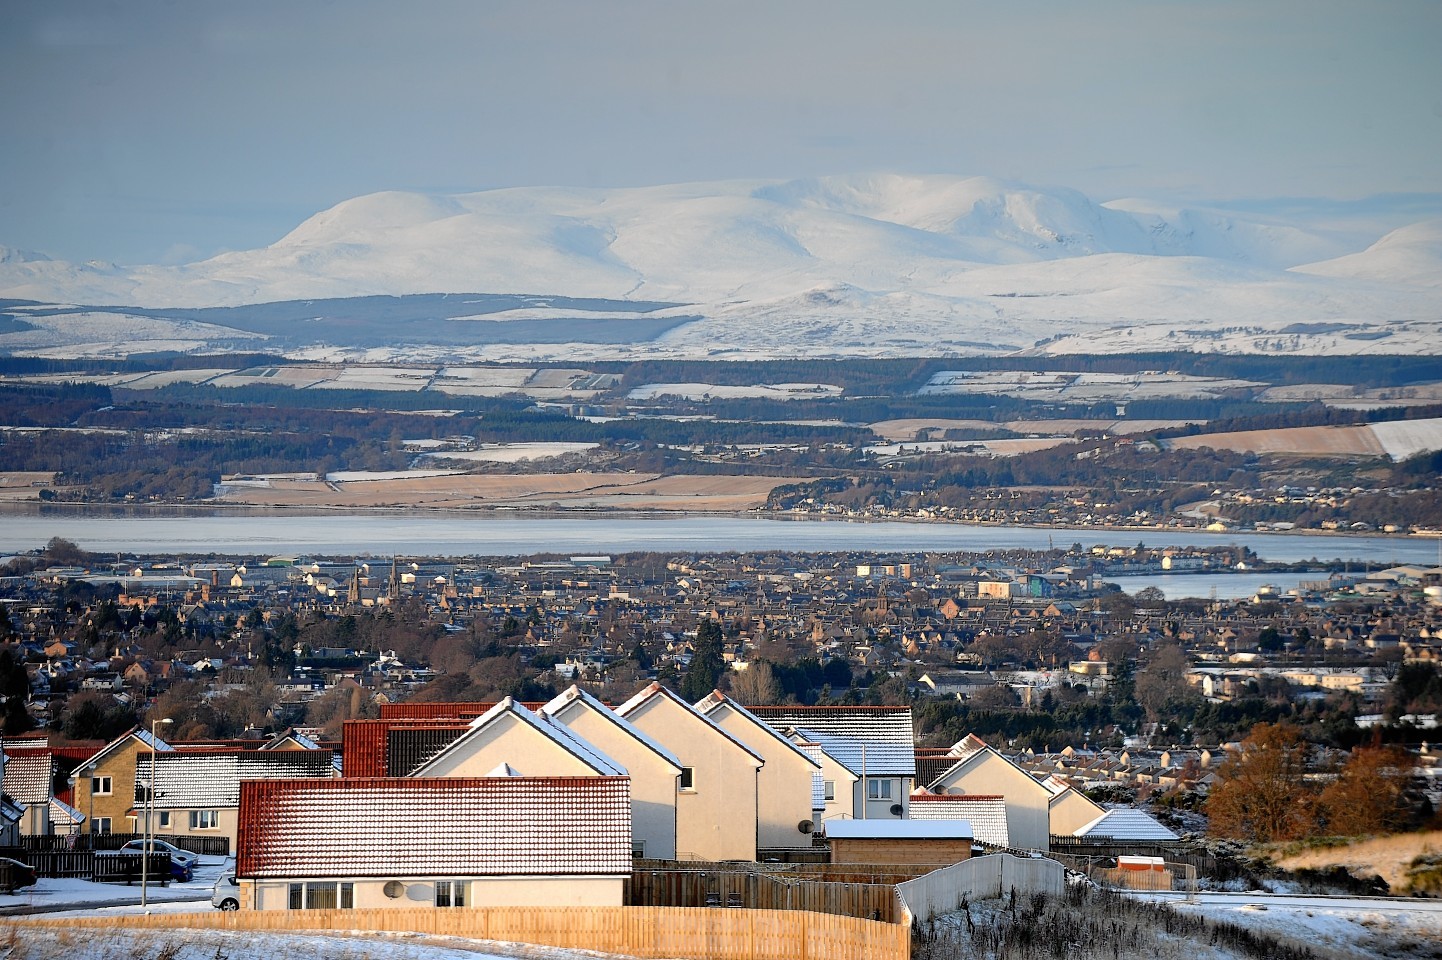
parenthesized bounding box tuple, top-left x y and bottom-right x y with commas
(681, 620, 726, 702)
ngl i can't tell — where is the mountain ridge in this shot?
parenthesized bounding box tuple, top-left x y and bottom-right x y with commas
(1, 174, 1438, 359)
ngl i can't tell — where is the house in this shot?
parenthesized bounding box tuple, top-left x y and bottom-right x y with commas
(616, 682, 763, 862)
(694, 690, 821, 852)
(541, 685, 682, 860)
(926, 735, 1052, 851)
(237, 776, 631, 910)
(793, 736, 860, 825)
(135, 748, 338, 852)
(1, 749, 55, 836)
(70, 726, 174, 835)
(748, 705, 915, 820)
(823, 819, 973, 866)
(1043, 776, 1107, 837)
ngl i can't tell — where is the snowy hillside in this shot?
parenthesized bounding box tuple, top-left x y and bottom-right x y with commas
(1, 174, 1438, 359)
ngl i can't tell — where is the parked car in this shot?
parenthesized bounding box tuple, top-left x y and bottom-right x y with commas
(0, 857, 37, 893)
(212, 872, 240, 911)
(118, 839, 200, 870)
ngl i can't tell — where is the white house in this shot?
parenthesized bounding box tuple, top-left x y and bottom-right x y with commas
(694, 690, 821, 852)
(616, 683, 763, 862)
(542, 684, 683, 860)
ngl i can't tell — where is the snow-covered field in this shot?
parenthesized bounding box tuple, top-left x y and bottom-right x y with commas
(627, 382, 843, 401)
(418, 443, 600, 463)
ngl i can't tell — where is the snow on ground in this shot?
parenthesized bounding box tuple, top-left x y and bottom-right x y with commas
(1368, 417, 1442, 461)
(627, 382, 843, 401)
(418, 443, 599, 463)
(1137, 892, 1442, 960)
(0, 925, 624, 960)
(324, 470, 468, 482)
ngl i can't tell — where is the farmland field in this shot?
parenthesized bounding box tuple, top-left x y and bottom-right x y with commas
(210, 472, 793, 510)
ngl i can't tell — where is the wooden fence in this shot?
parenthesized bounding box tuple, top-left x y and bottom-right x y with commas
(0, 847, 173, 882)
(630, 860, 938, 922)
(10, 833, 230, 857)
(15, 905, 910, 960)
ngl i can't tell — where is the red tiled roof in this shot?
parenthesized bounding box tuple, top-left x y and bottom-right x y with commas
(237, 776, 632, 879)
(378, 701, 545, 720)
(340, 719, 471, 778)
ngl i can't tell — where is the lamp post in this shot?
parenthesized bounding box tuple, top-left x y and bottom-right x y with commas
(141, 717, 172, 911)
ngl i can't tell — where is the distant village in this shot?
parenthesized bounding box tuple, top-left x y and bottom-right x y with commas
(0, 538, 1439, 914)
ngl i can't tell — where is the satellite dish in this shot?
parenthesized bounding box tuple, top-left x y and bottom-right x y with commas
(797, 819, 814, 834)
(889, 803, 904, 816)
(383, 880, 405, 899)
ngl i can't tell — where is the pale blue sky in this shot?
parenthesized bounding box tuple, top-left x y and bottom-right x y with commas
(3, 0, 1439, 264)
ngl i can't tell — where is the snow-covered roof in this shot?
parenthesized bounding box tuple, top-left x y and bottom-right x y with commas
(823, 819, 972, 840)
(694, 691, 820, 769)
(410, 697, 625, 778)
(541, 684, 683, 771)
(48, 796, 84, 826)
(908, 794, 1009, 847)
(749, 705, 914, 777)
(237, 776, 632, 879)
(2, 751, 54, 805)
(1074, 807, 1180, 842)
(138, 749, 337, 809)
(790, 726, 913, 778)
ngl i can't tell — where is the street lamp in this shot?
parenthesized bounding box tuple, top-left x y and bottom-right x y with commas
(141, 717, 172, 911)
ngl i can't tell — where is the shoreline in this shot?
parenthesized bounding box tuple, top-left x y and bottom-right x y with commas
(0, 499, 1430, 541)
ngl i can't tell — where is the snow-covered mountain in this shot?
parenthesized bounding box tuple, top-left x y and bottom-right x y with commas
(1, 174, 1438, 359)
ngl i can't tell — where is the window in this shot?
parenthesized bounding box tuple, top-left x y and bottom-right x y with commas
(93, 817, 112, 835)
(290, 882, 354, 910)
(189, 810, 220, 830)
(632, 839, 646, 858)
(678, 767, 695, 791)
(91, 776, 112, 796)
(157, 812, 171, 830)
(823, 780, 836, 801)
(867, 779, 893, 800)
(435, 880, 466, 908)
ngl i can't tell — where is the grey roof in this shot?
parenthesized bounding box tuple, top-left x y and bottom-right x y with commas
(749, 706, 915, 777)
(138, 750, 336, 809)
(823, 819, 972, 840)
(1075, 807, 1180, 842)
(791, 726, 914, 778)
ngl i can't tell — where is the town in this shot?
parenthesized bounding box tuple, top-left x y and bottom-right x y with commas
(0, 535, 1438, 951)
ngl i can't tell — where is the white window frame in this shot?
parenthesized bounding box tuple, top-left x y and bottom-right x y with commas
(91, 776, 112, 796)
(435, 880, 467, 908)
(289, 881, 354, 910)
(678, 767, 695, 791)
(189, 810, 220, 830)
(867, 779, 893, 800)
(93, 817, 112, 835)
(823, 780, 836, 801)
(157, 811, 171, 830)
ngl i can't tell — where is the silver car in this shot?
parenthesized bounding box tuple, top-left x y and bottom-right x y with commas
(211, 871, 240, 910)
(118, 838, 200, 870)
